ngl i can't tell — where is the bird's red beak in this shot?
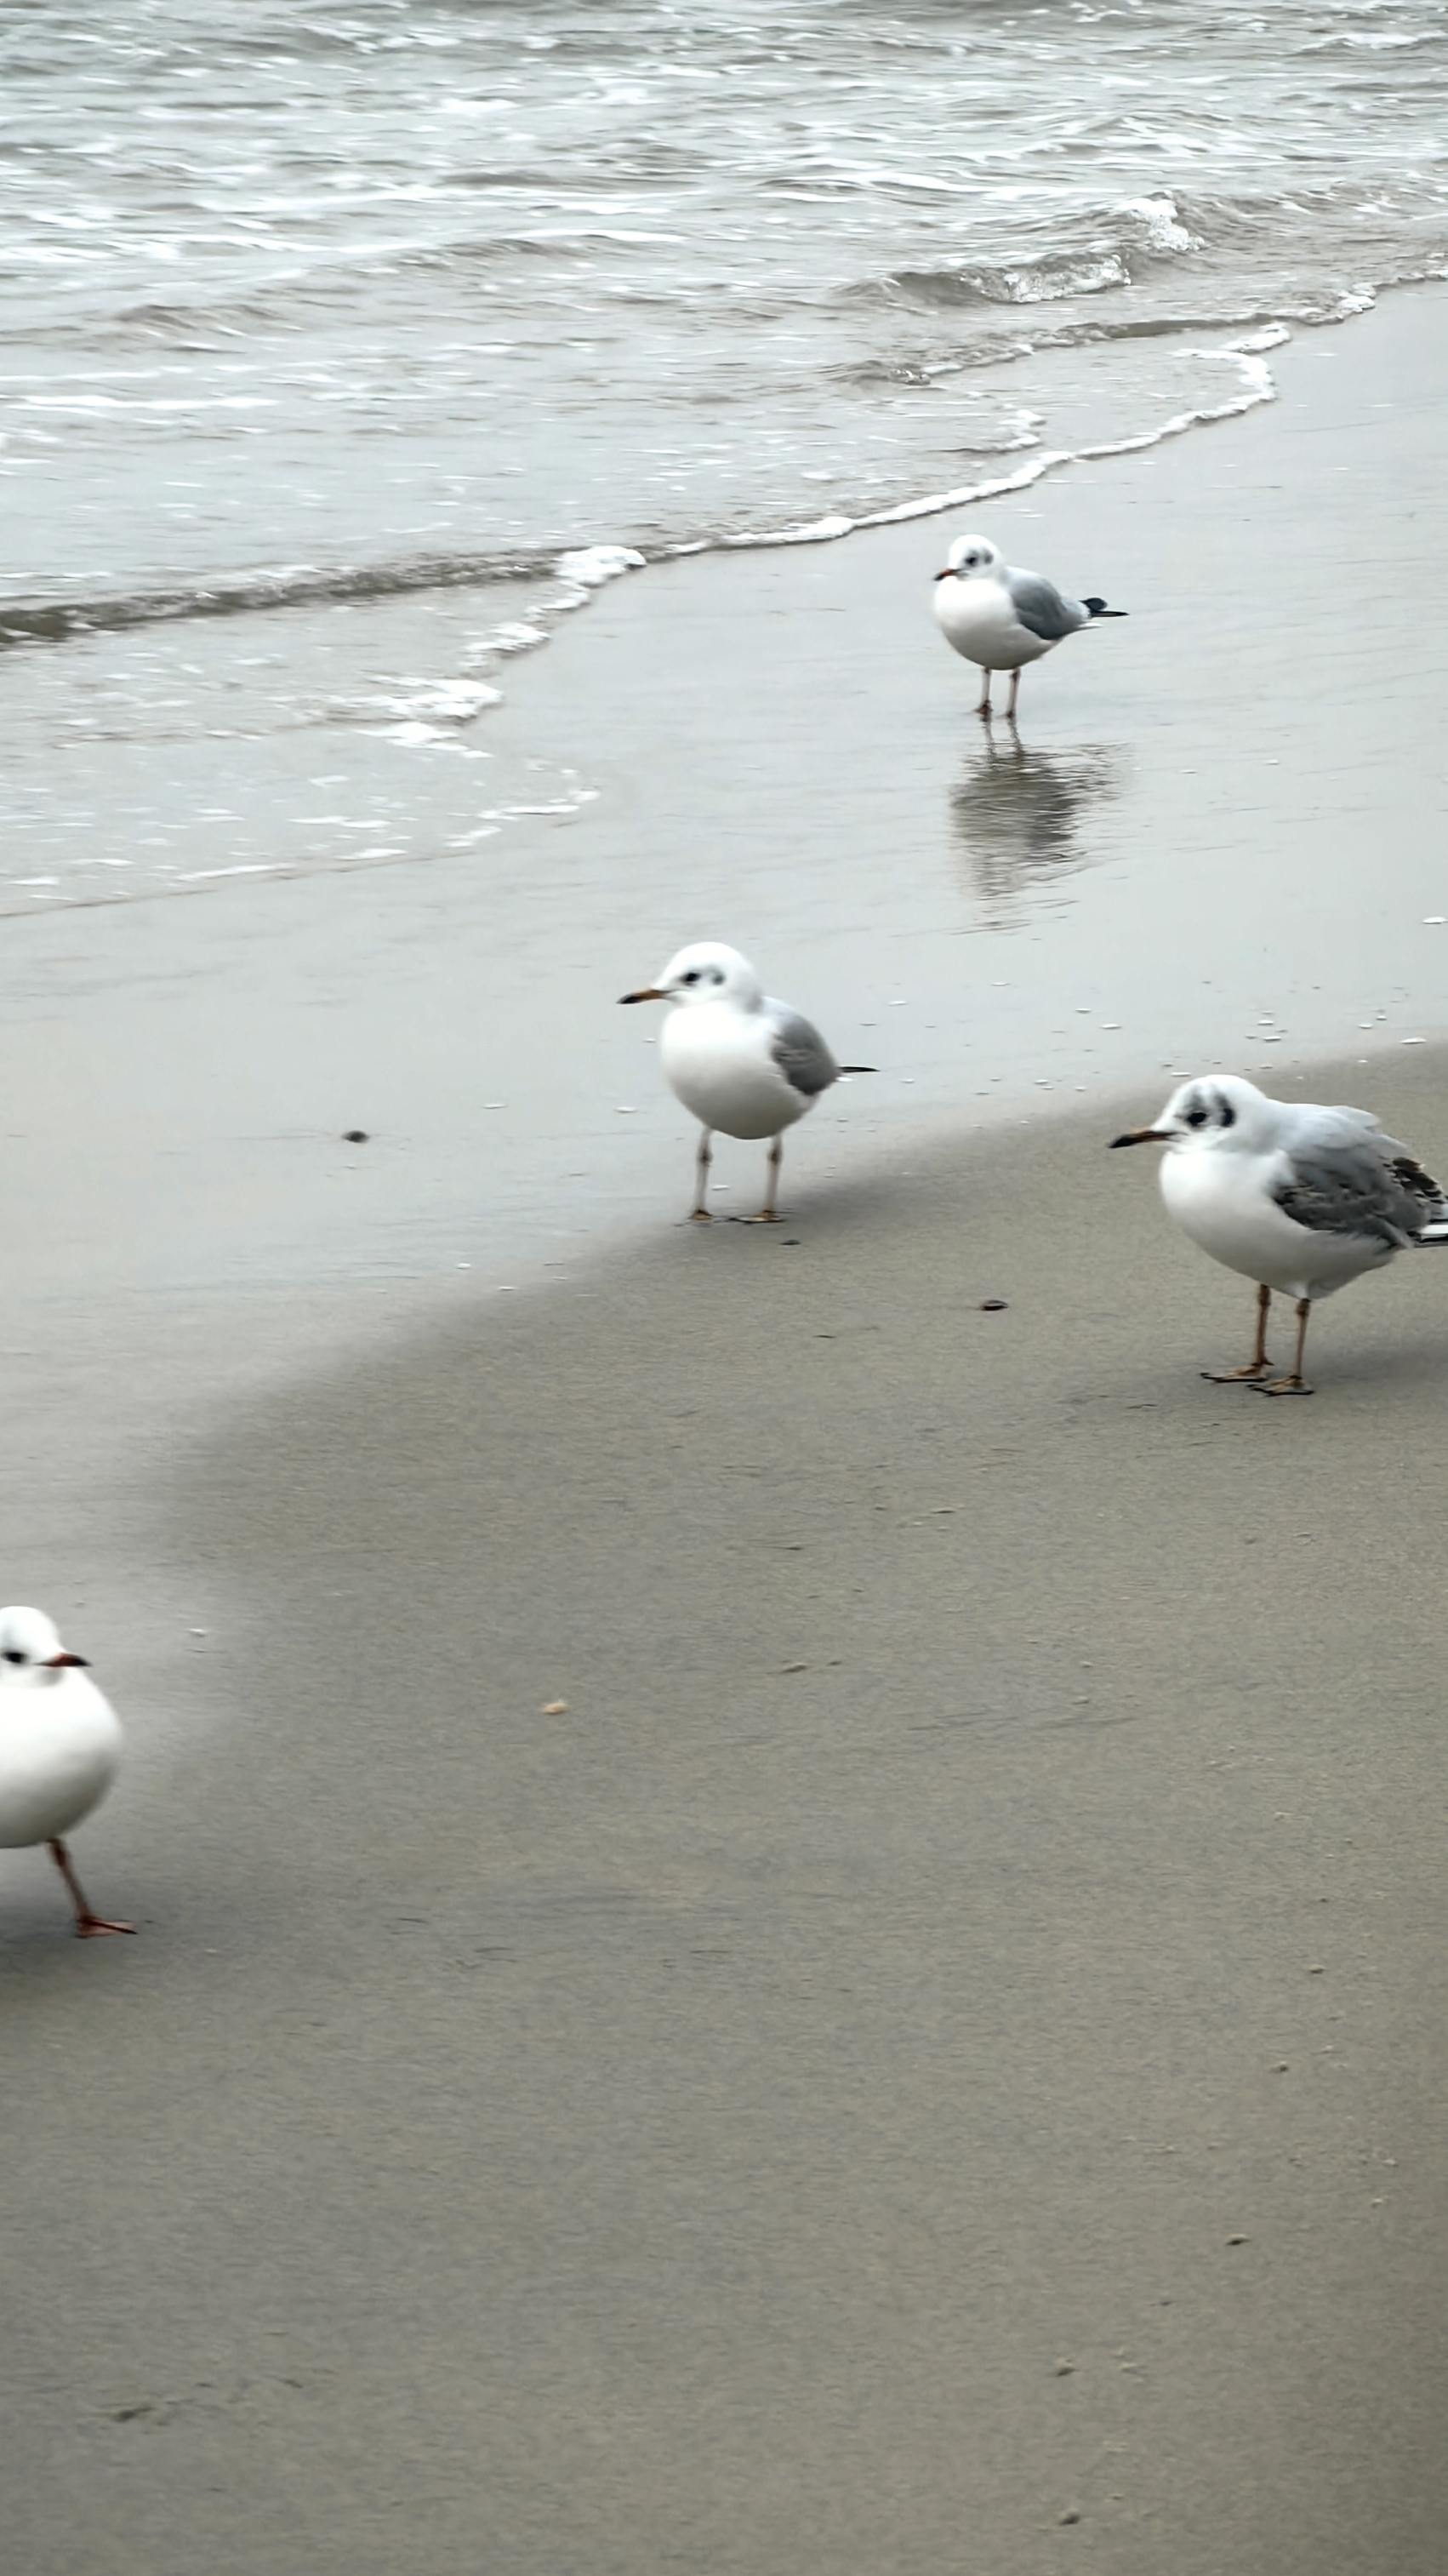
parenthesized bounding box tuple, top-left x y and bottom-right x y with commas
(1109, 1128, 1172, 1149)
(44, 1649, 89, 1667)
(619, 986, 666, 1005)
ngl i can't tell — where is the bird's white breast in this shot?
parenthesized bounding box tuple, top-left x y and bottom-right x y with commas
(660, 1005, 810, 1141)
(933, 578, 1053, 671)
(1160, 1146, 1394, 1299)
(0, 1671, 123, 1848)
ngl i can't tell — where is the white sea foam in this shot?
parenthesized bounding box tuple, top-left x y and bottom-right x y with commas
(1116, 194, 1200, 252)
(555, 545, 647, 589)
(366, 721, 489, 754)
(361, 677, 502, 722)
(470, 622, 549, 658)
(711, 337, 1281, 555)
(367, 721, 453, 747)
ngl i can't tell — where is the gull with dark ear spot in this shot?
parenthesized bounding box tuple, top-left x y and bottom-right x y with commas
(619, 941, 875, 1223)
(0, 1606, 133, 1937)
(1110, 1074, 1448, 1394)
(933, 530, 1126, 720)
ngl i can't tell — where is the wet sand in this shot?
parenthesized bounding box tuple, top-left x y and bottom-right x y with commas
(3, 288, 1448, 2572)
(7, 1051, 1448, 2575)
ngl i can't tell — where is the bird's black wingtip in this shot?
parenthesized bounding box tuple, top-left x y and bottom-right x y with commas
(1082, 597, 1127, 618)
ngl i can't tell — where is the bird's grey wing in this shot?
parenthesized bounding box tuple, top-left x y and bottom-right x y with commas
(1379, 1136, 1448, 1225)
(1004, 568, 1087, 643)
(768, 1007, 839, 1098)
(1274, 1129, 1439, 1245)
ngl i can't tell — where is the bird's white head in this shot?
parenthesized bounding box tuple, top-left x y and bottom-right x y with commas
(1110, 1074, 1274, 1155)
(619, 941, 763, 1013)
(938, 532, 1003, 585)
(0, 1604, 89, 1682)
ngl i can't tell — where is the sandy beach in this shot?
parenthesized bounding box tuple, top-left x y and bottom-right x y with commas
(3, 288, 1448, 2572)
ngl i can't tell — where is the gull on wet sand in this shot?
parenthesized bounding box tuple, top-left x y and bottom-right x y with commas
(0, 1606, 132, 1937)
(1111, 1075, 1448, 1395)
(620, 941, 874, 1222)
(933, 531, 1126, 720)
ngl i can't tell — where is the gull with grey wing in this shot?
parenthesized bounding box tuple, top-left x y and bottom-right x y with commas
(619, 941, 874, 1222)
(1111, 1074, 1448, 1393)
(933, 531, 1126, 719)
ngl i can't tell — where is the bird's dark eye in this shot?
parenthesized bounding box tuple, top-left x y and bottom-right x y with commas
(681, 970, 699, 985)
(1184, 1109, 1208, 1129)
(3, 1649, 26, 1665)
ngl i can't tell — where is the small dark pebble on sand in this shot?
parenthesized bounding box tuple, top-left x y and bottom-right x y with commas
(979, 1297, 1008, 1311)
(343, 1129, 370, 1144)
(1058, 2509, 1081, 2526)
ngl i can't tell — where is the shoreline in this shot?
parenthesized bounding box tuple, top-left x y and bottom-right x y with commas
(5, 278, 1448, 2573)
(4, 281, 1445, 1650)
(0, 279, 1432, 927)
(4, 272, 1447, 1898)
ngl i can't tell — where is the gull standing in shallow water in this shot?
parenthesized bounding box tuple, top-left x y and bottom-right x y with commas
(620, 941, 874, 1222)
(0, 1605, 132, 1936)
(1111, 1075, 1448, 1395)
(933, 531, 1126, 720)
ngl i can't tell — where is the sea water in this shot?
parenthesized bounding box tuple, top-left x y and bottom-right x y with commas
(3, 0, 1447, 905)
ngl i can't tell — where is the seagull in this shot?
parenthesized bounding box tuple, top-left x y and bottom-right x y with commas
(0, 1606, 132, 1937)
(619, 941, 874, 1221)
(933, 531, 1126, 719)
(1110, 1074, 1448, 1394)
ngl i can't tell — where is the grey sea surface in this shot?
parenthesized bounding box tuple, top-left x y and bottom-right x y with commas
(5, 0, 1448, 904)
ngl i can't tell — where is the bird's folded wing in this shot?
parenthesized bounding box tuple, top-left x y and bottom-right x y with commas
(769, 1010, 840, 1097)
(1004, 569, 1086, 641)
(1383, 1142, 1448, 1224)
(1274, 1131, 1440, 1242)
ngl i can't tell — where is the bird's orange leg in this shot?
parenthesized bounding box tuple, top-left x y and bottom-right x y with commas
(1202, 1282, 1274, 1383)
(1255, 1296, 1314, 1397)
(742, 1134, 785, 1223)
(48, 1838, 134, 1938)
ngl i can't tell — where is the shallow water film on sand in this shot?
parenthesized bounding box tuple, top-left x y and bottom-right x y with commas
(3, 0, 1448, 904)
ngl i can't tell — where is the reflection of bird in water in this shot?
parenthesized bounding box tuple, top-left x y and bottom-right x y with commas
(950, 732, 1124, 925)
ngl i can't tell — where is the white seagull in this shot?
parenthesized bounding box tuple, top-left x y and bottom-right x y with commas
(619, 940, 874, 1222)
(933, 531, 1126, 719)
(1111, 1074, 1448, 1394)
(0, 1606, 132, 1937)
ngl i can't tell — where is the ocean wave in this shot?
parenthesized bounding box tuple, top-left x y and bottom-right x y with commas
(0, 551, 564, 645)
(884, 253, 1133, 312)
(0, 290, 1388, 663)
(710, 339, 1282, 552)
